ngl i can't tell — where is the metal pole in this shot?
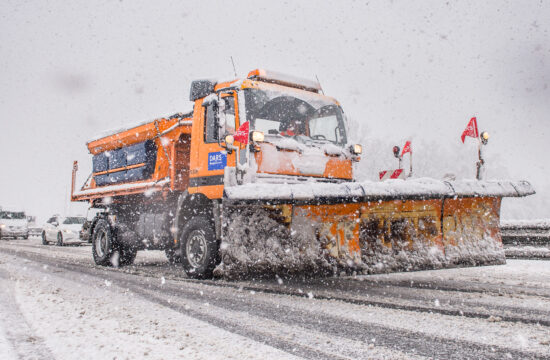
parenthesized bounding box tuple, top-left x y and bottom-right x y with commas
(408, 148, 413, 178)
(476, 137, 483, 180)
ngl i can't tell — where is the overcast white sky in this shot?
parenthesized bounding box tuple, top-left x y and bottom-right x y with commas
(1, 0, 548, 222)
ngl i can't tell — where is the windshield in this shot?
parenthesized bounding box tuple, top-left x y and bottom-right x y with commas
(244, 88, 347, 145)
(0, 211, 26, 220)
(63, 217, 86, 225)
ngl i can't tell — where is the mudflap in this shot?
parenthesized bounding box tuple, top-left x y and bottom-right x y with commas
(214, 196, 506, 279)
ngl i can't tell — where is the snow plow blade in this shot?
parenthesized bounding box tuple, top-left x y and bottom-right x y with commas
(215, 179, 534, 278)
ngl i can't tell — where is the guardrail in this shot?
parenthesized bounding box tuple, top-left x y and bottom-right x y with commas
(500, 220, 550, 246)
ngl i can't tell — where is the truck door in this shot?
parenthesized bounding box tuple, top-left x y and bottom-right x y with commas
(188, 92, 239, 199)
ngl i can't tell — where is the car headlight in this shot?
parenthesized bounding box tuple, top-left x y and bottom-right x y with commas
(0, 224, 5, 228)
(64, 229, 72, 233)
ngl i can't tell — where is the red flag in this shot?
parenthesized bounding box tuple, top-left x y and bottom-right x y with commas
(401, 141, 412, 156)
(461, 117, 479, 143)
(233, 121, 249, 144)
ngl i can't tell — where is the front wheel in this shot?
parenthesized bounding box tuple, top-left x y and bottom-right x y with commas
(180, 217, 218, 279)
(56, 232, 64, 246)
(92, 219, 114, 266)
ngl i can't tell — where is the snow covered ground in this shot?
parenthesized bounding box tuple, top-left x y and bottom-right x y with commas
(0, 237, 549, 359)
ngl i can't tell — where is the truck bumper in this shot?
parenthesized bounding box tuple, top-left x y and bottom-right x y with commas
(1, 230, 29, 238)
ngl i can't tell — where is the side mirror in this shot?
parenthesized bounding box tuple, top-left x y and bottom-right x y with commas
(52, 221, 58, 227)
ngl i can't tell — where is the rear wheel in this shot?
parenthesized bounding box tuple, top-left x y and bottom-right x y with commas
(41, 232, 48, 245)
(56, 232, 64, 246)
(92, 219, 114, 266)
(180, 217, 218, 279)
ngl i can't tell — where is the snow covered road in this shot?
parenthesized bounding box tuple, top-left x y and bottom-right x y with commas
(0, 237, 549, 359)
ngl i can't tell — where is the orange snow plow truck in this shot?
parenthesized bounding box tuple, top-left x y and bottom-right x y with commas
(71, 69, 534, 279)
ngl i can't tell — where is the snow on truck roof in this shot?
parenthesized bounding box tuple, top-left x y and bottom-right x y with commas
(87, 111, 193, 145)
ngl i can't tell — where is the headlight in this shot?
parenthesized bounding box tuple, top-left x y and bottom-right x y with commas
(251, 131, 264, 143)
(225, 134, 235, 146)
(350, 144, 362, 155)
(0, 224, 5, 228)
(64, 229, 72, 233)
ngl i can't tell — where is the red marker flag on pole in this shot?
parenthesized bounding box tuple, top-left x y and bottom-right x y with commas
(234, 121, 249, 144)
(401, 141, 412, 156)
(461, 117, 479, 143)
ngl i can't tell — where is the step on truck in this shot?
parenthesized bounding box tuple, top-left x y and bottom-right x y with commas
(71, 69, 534, 278)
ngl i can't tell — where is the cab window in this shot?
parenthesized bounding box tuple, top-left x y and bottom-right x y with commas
(204, 95, 237, 144)
(204, 103, 218, 143)
(221, 96, 236, 135)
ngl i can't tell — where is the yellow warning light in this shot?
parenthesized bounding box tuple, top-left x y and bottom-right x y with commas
(225, 134, 235, 146)
(251, 131, 265, 143)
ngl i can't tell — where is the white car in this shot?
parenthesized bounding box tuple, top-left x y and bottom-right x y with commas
(42, 215, 86, 246)
(0, 211, 29, 239)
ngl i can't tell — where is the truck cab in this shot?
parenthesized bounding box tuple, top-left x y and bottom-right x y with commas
(187, 69, 361, 201)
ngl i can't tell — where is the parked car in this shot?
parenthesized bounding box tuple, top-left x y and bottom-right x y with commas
(26, 215, 42, 237)
(42, 215, 86, 246)
(0, 211, 29, 239)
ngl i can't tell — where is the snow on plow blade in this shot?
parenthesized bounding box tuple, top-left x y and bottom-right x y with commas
(215, 179, 534, 278)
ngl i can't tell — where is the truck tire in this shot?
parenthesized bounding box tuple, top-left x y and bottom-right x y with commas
(180, 216, 218, 279)
(42, 232, 48, 245)
(56, 232, 64, 246)
(92, 219, 114, 266)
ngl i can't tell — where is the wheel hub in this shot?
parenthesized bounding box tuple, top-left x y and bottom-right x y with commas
(95, 230, 108, 257)
(186, 231, 207, 268)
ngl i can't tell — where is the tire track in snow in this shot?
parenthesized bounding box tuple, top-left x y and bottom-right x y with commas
(1, 248, 548, 360)
(2, 243, 549, 327)
(0, 251, 346, 360)
(227, 278, 550, 327)
(350, 276, 550, 298)
(2, 242, 549, 328)
(0, 269, 55, 360)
